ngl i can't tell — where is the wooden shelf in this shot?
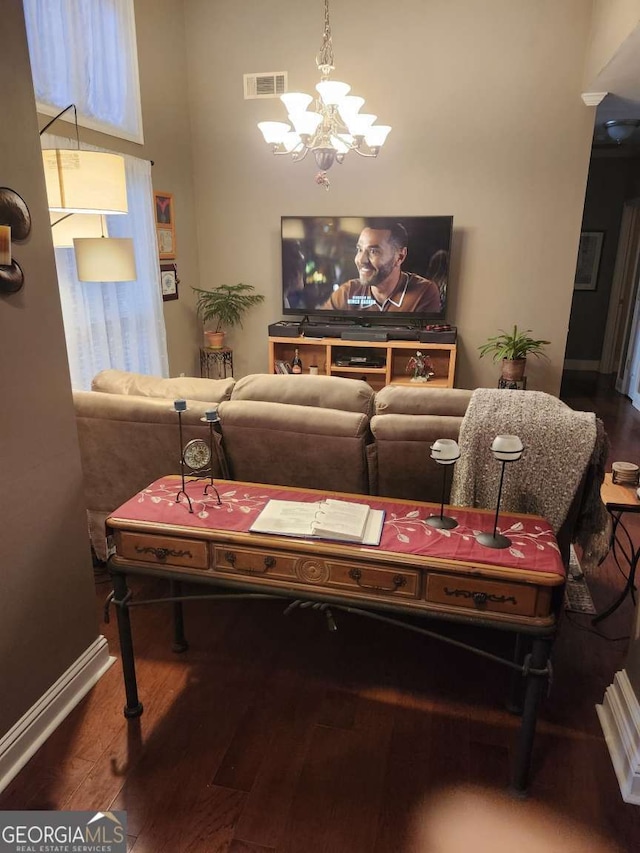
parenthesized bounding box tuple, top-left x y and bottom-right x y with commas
(268, 336, 457, 388)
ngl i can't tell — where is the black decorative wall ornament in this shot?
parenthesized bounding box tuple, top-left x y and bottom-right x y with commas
(0, 187, 31, 294)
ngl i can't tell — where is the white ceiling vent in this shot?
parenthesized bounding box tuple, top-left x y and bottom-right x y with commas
(243, 71, 287, 99)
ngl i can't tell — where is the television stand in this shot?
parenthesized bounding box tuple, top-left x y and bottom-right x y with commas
(268, 334, 457, 389)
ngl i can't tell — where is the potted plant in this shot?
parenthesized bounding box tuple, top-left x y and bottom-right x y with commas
(193, 283, 264, 349)
(478, 325, 550, 381)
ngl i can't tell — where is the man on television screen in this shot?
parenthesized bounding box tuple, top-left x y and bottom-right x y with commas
(322, 222, 442, 313)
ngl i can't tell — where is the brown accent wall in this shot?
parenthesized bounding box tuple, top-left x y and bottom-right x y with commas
(0, 4, 98, 735)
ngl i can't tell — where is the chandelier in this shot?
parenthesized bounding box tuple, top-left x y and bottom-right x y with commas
(257, 0, 391, 189)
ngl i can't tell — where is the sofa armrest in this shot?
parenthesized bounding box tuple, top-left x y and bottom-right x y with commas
(74, 391, 227, 560)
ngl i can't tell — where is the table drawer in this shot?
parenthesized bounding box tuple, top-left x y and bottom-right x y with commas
(214, 547, 419, 601)
(214, 546, 298, 579)
(117, 531, 208, 569)
(426, 573, 538, 616)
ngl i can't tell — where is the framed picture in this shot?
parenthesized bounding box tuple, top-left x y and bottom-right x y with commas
(154, 191, 174, 225)
(574, 231, 604, 291)
(154, 191, 176, 259)
(160, 263, 178, 301)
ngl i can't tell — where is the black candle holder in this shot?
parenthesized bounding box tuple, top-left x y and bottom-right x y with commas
(475, 437, 524, 550)
(426, 439, 460, 530)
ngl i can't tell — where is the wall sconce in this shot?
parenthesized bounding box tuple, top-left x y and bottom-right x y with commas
(73, 236, 137, 282)
(0, 187, 31, 294)
(604, 119, 640, 144)
(475, 435, 523, 549)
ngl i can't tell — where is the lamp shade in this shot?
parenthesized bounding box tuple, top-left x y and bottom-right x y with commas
(73, 237, 137, 282)
(51, 213, 104, 248)
(42, 150, 128, 214)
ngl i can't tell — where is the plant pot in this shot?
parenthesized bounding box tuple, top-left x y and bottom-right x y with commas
(501, 357, 526, 381)
(204, 330, 225, 350)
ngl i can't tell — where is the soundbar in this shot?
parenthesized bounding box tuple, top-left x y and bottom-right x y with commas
(342, 329, 388, 342)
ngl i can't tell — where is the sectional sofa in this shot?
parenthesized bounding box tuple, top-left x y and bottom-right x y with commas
(73, 370, 595, 565)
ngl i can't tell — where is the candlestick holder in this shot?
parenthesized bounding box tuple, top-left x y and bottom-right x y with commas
(201, 408, 221, 505)
(174, 401, 193, 512)
(475, 435, 524, 549)
(426, 438, 460, 530)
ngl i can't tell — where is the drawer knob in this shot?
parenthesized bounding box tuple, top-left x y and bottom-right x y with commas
(473, 591, 488, 608)
(224, 551, 236, 567)
(264, 556, 276, 569)
(348, 568, 407, 593)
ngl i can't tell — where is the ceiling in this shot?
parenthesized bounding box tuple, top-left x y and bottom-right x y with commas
(591, 24, 640, 149)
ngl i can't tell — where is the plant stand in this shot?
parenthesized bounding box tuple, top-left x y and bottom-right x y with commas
(498, 377, 527, 390)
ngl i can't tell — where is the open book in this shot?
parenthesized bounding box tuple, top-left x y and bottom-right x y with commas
(249, 498, 385, 545)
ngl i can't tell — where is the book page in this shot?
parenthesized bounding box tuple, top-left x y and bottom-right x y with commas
(249, 500, 320, 537)
(311, 499, 370, 542)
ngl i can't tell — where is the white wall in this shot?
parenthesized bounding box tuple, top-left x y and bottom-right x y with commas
(182, 0, 596, 392)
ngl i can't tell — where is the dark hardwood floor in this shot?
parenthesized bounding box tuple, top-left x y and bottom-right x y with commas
(2, 371, 640, 851)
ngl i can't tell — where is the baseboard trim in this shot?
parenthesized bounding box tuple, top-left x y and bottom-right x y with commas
(596, 669, 640, 805)
(0, 636, 115, 793)
(563, 359, 601, 371)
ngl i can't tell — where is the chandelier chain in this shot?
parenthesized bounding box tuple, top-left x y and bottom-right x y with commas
(317, 0, 334, 71)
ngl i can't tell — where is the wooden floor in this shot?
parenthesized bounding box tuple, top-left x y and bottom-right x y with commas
(2, 371, 640, 851)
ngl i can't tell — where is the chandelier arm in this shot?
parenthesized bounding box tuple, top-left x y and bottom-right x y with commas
(350, 147, 379, 158)
(292, 147, 311, 162)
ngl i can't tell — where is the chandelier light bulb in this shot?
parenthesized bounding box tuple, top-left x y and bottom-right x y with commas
(257, 0, 391, 187)
(364, 125, 392, 148)
(338, 95, 365, 119)
(280, 92, 313, 114)
(288, 111, 323, 135)
(345, 113, 377, 136)
(257, 121, 291, 144)
(316, 80, 351, 105)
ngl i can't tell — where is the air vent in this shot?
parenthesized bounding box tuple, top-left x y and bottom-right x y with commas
(243, 72, 288, 99)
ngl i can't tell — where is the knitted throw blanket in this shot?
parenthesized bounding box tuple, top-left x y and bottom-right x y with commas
(450, 389, 609, 565)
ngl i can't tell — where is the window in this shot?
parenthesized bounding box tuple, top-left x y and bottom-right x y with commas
(23, 0, 143, 143)
(43, 134, 169, 390)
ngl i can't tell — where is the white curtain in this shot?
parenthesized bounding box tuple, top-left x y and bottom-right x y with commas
(43, 133, 169, 390)
(23, 0, 143, 142)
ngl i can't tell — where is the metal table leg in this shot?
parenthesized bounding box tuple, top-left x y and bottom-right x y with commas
(112, 572, 144, 718)
(510, 636, 552, 796)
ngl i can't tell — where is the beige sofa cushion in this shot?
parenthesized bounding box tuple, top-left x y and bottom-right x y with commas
(374, 385, 472, 416)
(218, 399, 371, 494)
(370, 387, 472, 502)
(231, 373, 375, 417)
(91, 368, 234, 403)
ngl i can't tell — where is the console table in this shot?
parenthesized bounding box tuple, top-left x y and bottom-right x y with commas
(106, 476, 565, 795)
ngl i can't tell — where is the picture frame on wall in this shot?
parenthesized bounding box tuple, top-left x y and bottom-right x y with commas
(160, 263, 179, 301)
(154, 191, 176, 259)
(574, 231, 604, 291)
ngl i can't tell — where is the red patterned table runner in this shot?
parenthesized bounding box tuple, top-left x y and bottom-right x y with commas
(109, 477, 565, 578)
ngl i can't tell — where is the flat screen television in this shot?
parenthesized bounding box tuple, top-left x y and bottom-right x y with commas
(281, 215, 453, 323)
